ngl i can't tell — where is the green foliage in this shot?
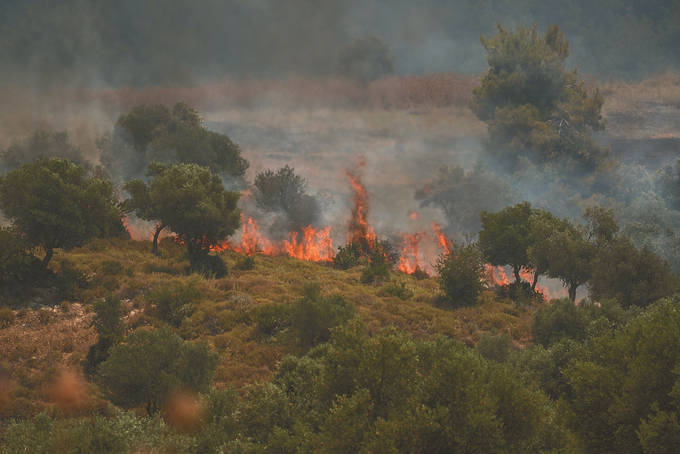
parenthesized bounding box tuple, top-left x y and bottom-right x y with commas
(254, 303, 292, 339)
(0, 129, 89, 172)
(100, 260, 124, 276)
(559, 296, 680, 452)
(479, 202, 534, 283)
(337, 36, 394, 83)
(97, 328, 217, 414)
(290, 283, 355, 352)
(590, 237, 679, 308)
(148, 279, 202, 327)
(0, 158, 125, 268)
(188, 253, 227, 278)
(0, 411, 184, 454)
(0, 227, 43, 296)
(253, 165, 320, 232)
(234, 255, 255, 271)
(472, 24, 606, 167)
(123, 162, 240, 266)
(435, 242, 486, 308)
(84, 295, 125, 377)
(0, 306, 15, 328)
(360, 262, 390, 284)
(333, 242, 361, 269)
(101, 102, 248, 179)
(379, 281, 413, 300)
(476, 331, 514, 362)
(532, 299, 588, 347)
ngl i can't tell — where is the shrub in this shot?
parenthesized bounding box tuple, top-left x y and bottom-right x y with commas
(477, 332, 514, 362)
(255, 304, 292, 339)
(148, 279, 202, 327)
(290, 284, 355, 351)
(379, 281, 413, 300)
(189, 254, 227, 278)
(360, 263, 390, 284)
(100, 260, 124, 276)
(435, 243, 486, 308)
(333, 243, 362, 269)
(497, 280, 544, 305)
(83, 296, 124, 377)
(532, 299, 588, 347)
(0, 307, 15, 328)
(97, 328, 218, 414)
(234, 256, 255, 271)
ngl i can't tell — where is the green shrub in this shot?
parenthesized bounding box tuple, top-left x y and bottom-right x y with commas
(333, 243, 362, 269)
(189, 254, 227, 278)
(290, 283, 355, 351)
(0, 307, 15, 328)
(435, 243, 486, 308)
(234, 256, 256, 271)
(255, 304, 292, 339)
(360, 263, 390, 284)
(379, 281, 413, 300)
(477, 332, 514, 362)
(532, 299, 588, 347)
(97, 328, 218, 414)
(100, 260, 124, 276)
(148, 279, 203, 327)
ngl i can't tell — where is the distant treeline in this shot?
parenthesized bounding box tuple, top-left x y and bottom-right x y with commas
(0, 0, 678, 87)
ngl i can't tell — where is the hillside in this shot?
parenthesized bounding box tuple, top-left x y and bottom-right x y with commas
(0, 237, 536, 419)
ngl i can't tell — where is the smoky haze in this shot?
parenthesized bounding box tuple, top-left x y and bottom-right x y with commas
(1, 0, 679, 88)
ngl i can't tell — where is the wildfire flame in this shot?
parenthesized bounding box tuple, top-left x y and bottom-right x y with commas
(345, 171, 376, 249)
(283, 225, 334, 262)
(397, 232, 426, 274)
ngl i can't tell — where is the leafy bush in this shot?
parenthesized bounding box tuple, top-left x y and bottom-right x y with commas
(360, 262, 390, 284)
(97, 328, 217, 414)
(477, 332, 514, 362)
(100, 260, 124, 276)
(379, 281, 413, 300)
(148, 279, 202, 327)
(435, 243, 486, 308)
(532, 299, 588, 347)
(333, 242, 362, 269)
(83, 295, 124, 377)
(254, 304, 292, 339)
(0, 307, 15, 328)
(497, 280, 544, 305)
(234, 256, 255, 271)
(290, 283, 355, 351)
(189, 254, 227, 278)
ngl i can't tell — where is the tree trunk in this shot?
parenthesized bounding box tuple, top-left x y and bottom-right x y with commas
(152, 223, 165, 256)
(42, 248, 54, 268)
(568, 284, 577, 303)
(531, 271, 539, 292)
(513, 265, 521, 284)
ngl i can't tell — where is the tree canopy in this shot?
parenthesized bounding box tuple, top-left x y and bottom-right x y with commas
(123, 162, 240, 270)
(472, 24, 607, 167)
(253, 165, 320, 234)
(97, 328, 217, 415)
(0, 158, 125, 267)
(100, 103, 249, 180)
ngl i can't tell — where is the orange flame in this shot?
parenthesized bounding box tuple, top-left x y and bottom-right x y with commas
(345, 171, 376, 249)
(486, 265, 510, 286)
(432, 223, 450, 254)
(283, 225, 334, 262)
(398, 232, 426, 274)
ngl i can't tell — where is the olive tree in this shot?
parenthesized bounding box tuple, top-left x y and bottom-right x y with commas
(0, 158, 125, 267)
(123, 162, 240, 272)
